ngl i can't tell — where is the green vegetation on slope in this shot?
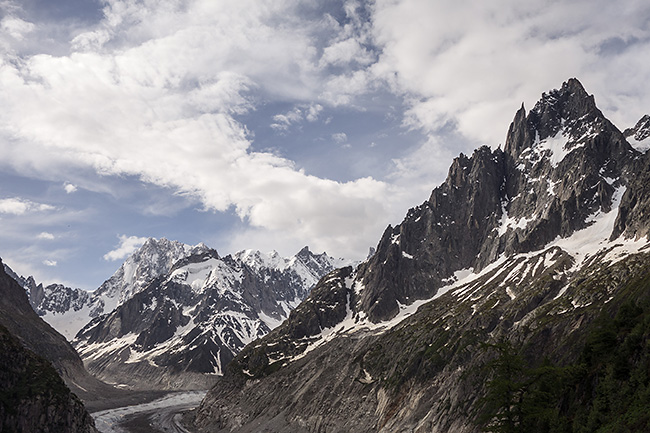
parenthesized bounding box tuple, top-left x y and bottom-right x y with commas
(479, 295, 650, 433)
(0, 323, 96, 432)
(0, 324, 71, 412)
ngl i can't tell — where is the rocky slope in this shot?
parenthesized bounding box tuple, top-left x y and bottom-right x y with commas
(0, 324, 98, 433)
(0, 258, 98, 432)
(193, 79, 650, 432)
(73, 245, 350, 390)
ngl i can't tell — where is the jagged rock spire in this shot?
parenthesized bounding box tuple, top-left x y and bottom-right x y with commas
(353, 78, 636, 323)
(624, 114, 650, 142)
(504, 78, 605, 159)
(503, 103, 531, 159)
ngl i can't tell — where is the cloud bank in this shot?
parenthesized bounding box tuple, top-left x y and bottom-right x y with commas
(0, 0, 394, 258)
(1, 0, 650, 265)
(371, 0, 650, 145)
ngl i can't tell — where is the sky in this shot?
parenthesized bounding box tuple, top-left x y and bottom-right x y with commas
(0, 0, 649, 290)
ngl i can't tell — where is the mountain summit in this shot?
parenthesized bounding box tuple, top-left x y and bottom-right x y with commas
(352, 77, 635, 322)
(193, 79, 650, 432)
(5, 238, 210, 339)
(6, 235, 350, 390)
(72, 244, 351, 390)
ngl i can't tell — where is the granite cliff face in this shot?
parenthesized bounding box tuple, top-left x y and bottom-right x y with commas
(193, 79, 650, 432)
(356, 78, 635, 323)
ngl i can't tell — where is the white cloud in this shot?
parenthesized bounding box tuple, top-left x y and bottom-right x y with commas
(271, 103, 326, 131)
(271, 108, 304, 132)
(371, 0, 650, 145)
(305, 103, 323, 122)
(38, 232, 55, 240)
(103, 235, 148, 261)
(332, 132, 348, 144)
(1, 16, 34, 40)
(0, 198, 30, 215)
(64, 182, 78, 194)
(320, 38, 374, 68)
(0, 198, 55, 215)
(43, 259, 57, 267)
(225, 177, 393, 260)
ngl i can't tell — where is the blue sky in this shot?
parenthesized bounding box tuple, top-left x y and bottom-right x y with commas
(1, 0, 649, 290)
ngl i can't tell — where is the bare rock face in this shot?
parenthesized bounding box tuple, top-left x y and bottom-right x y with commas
(611, 150, 650, 240)
(192, 79, 650, 432)
(357, 146, 507, 322)
(355, 78, 635, 323)
(624, 114, 650, 143)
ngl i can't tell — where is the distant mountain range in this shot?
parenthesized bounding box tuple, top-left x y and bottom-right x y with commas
(5, 238, 213, 340)
(5, 239, 352, 389)
(191, 79, 650, 432)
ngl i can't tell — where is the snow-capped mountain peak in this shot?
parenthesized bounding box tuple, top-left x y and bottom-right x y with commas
(71, 245, 354, 389)
(192, 79, 650, 432)
(624, 114, 650, 153)
(4, 237, 212, 340)
(233, 249, 287, 272)
(96, 237, 212, 307)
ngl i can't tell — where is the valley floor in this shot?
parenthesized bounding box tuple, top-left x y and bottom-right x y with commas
(91, 391, 206, 433)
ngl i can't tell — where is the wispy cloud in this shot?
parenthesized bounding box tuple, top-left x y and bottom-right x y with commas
(1, 16, 34, 40)
(0, 198, 55, 215)
(332, 132, 348, 144)
(103, 235, 148, 261)
(271, 103, 326, 131)
(271, 108, 304, 132)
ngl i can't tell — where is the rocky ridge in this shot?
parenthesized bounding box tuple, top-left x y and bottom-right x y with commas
(73, 245, 351, 390)
(193, 79, 650, 432)
(5, 238, 211, 340)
